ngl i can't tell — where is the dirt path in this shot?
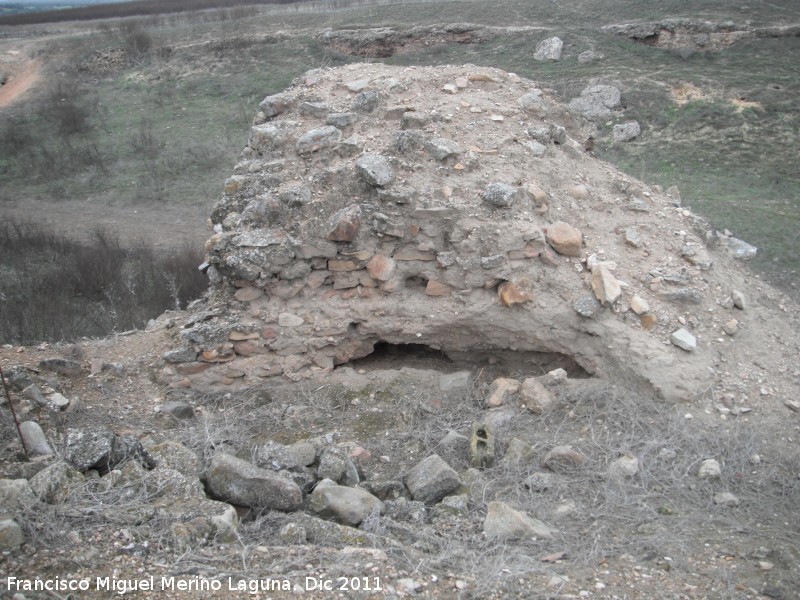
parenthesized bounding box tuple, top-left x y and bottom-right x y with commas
(0, 55, 41, 108)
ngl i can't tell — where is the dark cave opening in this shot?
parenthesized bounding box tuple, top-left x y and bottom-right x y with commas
(344, 341, 592, 379)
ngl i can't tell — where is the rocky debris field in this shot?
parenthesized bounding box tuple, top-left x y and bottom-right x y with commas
(1, 63, 800, 599)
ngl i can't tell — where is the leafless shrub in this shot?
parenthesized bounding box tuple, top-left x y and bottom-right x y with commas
(0, 219, 207, 344)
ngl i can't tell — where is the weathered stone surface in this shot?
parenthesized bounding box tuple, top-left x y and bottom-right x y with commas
(38, 357, 81, 376)
(317, 447, 360, 486)
(608, 455, 639, 479)
(404, 454, 461, 504)
(159, 401, 194, 419)
(545, 222, 582, 256)
(425, 280, 452, 297)
(310, 480, 383, 526)
(259, 93, 292, 118)
(613, 121, 641, 141)
(698, 458, 721, 479)
(148, 441, 202, 477)
(568, 84, 621, 121)
(592, 265, 622, 306)
(30, 461, 82, 504)
(352, 90, 381, 112)
(486, 377, 520, 408)
(498, 277, 535, 306)
(630, 295, 649, 315)
(518, 91, 547, 116)
(573, 294, 601, 318)
(713, 492, 740, 507)
(0, 479, 36, 514)
(482, 183, 519, 208)
(483, 501, 553, 539)
(541, 445, 587, 471)
(296, 126, 341, 154)
(519, 378, 556, 414)
(327, 112, 358, 128)
(366, 254, 396, 281)
(501, 438, 537, 468)
(424, 137, 461, 161)
(327, 204, 362, 242)
(19, 421, 53, 456)
(356, 153, 395, 187)
(670, 328, 697, 352)
(163, 347, 198, 364)
(724, 236, 758, 260)
(439, 371, 471, 392)
(278, 312, 304, 327)
(578, 50, 604, 63)
(534, 36, 563, 61)
(0, 519, 24, 551)
(206, 453, 302, 511)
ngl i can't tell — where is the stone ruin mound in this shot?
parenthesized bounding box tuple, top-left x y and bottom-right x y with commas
(160, 63, 763, 402)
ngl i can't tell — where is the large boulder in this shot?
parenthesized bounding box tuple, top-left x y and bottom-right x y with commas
(404, 454, 461, 504)
(206, 453, 302, 512)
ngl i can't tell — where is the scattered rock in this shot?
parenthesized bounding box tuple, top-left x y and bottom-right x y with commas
(438, 371, 471, 392)
(482, 182, 519, 208)
(206, 453, 303, 511)
(612, 121, 641, 141)
(573, 294, 601, 318)
(545, 221, 582, 256)
(568, 84, 621, 121)
(670, 328, 697, 352)
(30, 460, 83, 504)
(713, 492, 740, 507)
(698, 458, 721, 479)
(541, 445, 587, 471)
(483, 501, 553, 540)
(38, 358, 81, 377)
(159, 401, 194, 419)
(0, 519, 24, 551)
(352, 90, 381, 112)
(498, 277, 536, 306)
(424, 137, 461, 161)
(578, 50, 604, 63)
(534, 36, 564, 61)
(356, 153, 395, 187)
(519, 378, 556, 414)
(310, 479, 383, 526)
(608, 455, 639, 479)
(486, 377, 520, 408)
(629, 295, 649, 315)
(19, 421, 53, 457)
(722, 319, 739, 336)
(591, 265, 622, 306)
(404, 454, 461, 504)
(731, 290, 746, 310)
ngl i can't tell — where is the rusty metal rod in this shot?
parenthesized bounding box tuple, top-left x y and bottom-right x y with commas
(0, 365, 29, 460)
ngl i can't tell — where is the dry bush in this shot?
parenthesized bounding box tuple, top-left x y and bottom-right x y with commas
(0, 219, 207, 344)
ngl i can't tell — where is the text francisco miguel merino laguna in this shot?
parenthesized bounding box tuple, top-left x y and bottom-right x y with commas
(6, 575, 384, 594)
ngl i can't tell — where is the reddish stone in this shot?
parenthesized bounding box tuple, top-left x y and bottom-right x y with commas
(327, 259, 360, 271)
(425, 280, 452, 297)
(545, 221, 583, 257)
(176, 362, 212, 375)
(498, 277, 535, 307)
(261, 327, 279, 339)
(367, 254, 396, 281)
(327, 204, 362, 242)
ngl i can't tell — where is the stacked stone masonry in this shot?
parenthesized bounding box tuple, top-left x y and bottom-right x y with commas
(162, 64, 757, 402)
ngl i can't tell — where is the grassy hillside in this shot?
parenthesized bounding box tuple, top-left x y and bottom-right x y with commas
(1, 0, 798, 297)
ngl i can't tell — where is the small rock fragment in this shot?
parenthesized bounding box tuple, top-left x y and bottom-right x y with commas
(670, 328, 696, 352)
